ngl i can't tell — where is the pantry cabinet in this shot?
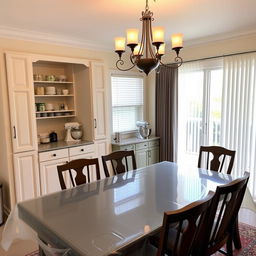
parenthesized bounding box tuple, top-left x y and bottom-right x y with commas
(6, 53, 38, 153)
(91, 62, 107, 140)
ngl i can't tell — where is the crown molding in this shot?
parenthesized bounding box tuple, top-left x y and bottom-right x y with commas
(184, 29, 256, 48)
(1, 25, 256, 52)
(0, 26, 111, 52)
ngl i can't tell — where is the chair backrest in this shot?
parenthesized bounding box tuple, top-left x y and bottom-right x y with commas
(198, 146, 236, 174)
(57, 158, 100, 190)
(157, 191, 214, 256)
(197, 172, 250, 255)
(101, 150, 137, 177)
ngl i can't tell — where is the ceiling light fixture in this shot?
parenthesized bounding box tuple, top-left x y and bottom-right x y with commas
(114, 0, 184, 75)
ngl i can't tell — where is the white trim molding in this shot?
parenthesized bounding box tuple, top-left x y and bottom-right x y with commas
(0, 26, 111, 52)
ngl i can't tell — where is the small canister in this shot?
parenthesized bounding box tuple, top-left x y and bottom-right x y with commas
(36, 87, 45, 95)
(38, 103, 46, 112)
(49, 131, 58, 142)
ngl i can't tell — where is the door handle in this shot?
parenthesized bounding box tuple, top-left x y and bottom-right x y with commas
(94, 118, 97, 129)
(13, 126, 16, 139)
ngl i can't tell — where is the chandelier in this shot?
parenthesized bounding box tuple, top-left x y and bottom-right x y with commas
(114, 0, 184, 75)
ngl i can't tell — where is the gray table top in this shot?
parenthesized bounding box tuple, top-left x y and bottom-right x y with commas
(18, 161, 236, 256)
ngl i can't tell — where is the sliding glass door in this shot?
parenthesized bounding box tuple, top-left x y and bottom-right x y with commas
(177, 63, 223, 166)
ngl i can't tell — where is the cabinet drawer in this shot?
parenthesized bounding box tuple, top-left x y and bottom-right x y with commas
(149, 140, 159, 148)
(135, 142, 149, 150)
(119, 144, 135, 151)
(39, 148, 69, 162)
(69, 144, 95, 156)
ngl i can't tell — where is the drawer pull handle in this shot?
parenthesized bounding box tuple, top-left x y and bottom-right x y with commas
(53, 154, 56, 157)
(81, 149, 84, 152)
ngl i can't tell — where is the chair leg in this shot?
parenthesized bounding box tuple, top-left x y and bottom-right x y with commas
(226, 235, 233, 256)
(232, 218, 242, 249)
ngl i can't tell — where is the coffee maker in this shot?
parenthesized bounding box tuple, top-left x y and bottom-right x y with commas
(136, 121, 152, 139)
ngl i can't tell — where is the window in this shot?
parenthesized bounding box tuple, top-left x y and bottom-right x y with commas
(178, 59, 223, 166)
(111, 75, 144, 133)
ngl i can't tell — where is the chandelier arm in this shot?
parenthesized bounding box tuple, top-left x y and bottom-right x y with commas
(130, 53, 135, 64)
(174, 56, 183, 67)
(116, 59, 136, 71)
(139, 18, 146, 55)
(148, 14, 156, 58)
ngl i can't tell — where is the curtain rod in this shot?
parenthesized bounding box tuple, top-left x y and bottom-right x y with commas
(181, 50, 256, 64)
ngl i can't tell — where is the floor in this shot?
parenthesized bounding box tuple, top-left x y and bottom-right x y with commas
(0, 208, 255, 256)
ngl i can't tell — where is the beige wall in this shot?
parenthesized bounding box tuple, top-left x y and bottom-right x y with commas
(147, 33, 256, 135)
(1, 33, 255, 211)
(0, 37, 121, 210)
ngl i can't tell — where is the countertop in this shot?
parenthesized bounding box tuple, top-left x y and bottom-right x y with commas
(112, 136, 160, 146)
(38, 140, 94, 153)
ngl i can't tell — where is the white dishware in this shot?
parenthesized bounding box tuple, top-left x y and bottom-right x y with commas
(45, 103, 54, 111)
(45, 87, 56, 95)
(59, 75, 67, 82)
(62, 89, 69, 95)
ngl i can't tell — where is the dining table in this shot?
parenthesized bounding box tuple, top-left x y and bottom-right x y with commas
(15, 161, 236, 256)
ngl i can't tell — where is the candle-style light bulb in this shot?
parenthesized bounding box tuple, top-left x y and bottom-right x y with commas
(158, 43, 165, 55)
(127, 29, 139, 45)
(171, 33, 183, 49)
(134, 43, 143, 56)
(152, 27, 164, 43)
(115, 37, 126, 51)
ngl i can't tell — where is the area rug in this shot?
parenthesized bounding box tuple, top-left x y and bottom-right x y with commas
(213, 222, 256, 256)
(25, 222, 256, 256)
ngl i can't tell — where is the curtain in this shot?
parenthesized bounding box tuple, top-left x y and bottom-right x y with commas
(221, 53, 256, 200)
(156, 65, 178, 162)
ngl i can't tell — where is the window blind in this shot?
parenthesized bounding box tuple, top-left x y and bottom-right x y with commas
(111, 76, 144, 133)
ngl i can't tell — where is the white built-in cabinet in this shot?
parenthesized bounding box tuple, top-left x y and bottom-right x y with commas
(91, 62, 107, 140)
(13, 151, 40, 202)
(6, 53, 37, 153)
(5, 51, 110, 204)
(40, 157, 69, 195)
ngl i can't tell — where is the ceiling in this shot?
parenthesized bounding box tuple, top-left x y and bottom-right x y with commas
(1, 0, 256, 50)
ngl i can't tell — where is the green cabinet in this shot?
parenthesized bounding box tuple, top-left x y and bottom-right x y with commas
(112, 138, 160, 169)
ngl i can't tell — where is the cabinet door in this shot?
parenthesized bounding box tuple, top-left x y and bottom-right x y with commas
(135, 149, 148, 169)
(91, 62, 107, 140)
(95, 139, 109, 178)
(39, 158, 69, 195)
(148, 147, 160, 165)
(6, 52, 37, 153)
(13, 151, 40, 202)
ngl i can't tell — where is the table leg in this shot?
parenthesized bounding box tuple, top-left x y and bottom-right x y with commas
(233, 217, 242, 249)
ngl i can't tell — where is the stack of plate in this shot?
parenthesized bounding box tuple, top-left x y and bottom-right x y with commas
(45, 87, 56, 95)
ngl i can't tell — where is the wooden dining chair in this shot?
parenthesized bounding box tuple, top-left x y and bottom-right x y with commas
(144, 192, 214, 256)
(57, 158, 100, 190)
(101, 150, 137, 177)
(195, 172, 250, 256)
(197, 146, 236, 174)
